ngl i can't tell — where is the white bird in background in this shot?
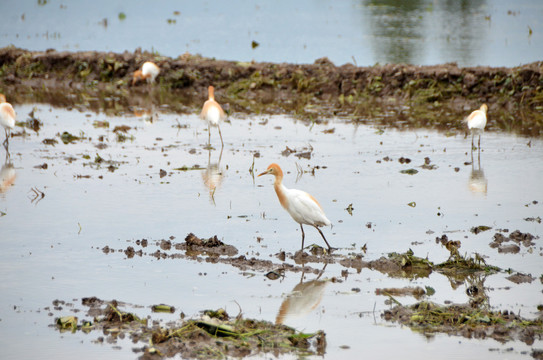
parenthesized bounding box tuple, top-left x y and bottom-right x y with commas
(0, 94, 16, 147)
(465, 104, 488, 149)
(258, 163, 333, 252)
(200, 85, 226, 147)
(132, 61, 160, 85)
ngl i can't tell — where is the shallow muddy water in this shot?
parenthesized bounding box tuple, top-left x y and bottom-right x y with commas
(1, 0, 542, 67)
(0, 104, 542, 359)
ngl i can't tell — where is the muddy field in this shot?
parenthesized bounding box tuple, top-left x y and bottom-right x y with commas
(0, 48, 542, 359)
(1, 46, 542, 136)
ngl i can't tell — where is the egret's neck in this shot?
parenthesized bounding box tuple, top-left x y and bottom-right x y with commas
(273, 175, 288, 209)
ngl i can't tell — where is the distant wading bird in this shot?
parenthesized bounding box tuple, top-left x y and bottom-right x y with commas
(465, 104, 488, 149)
(200, 86, 226, 147)
(132, 61, 160, 85)
(258, 163, 332, 252)
(0, 94, 16, 147)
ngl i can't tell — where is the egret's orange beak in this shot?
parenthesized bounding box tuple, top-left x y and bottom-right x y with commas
(257, 169, 271, 177)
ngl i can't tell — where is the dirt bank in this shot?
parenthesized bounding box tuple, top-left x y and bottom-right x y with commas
(1, 46, 542, 136)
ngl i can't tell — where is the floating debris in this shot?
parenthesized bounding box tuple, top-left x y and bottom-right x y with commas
(173, 165, 202, 171)
(400, 169, 418, 175)
(92, 120, 109, 128)
(42, 138, 58, 146)
(470, 225, 492, 234)
(152, 304, 176, 313)
(60, 131, 81, 144)
(56, 316, 78, 332)
(506, 272, 535, 284)
(375, 286, 426, 300)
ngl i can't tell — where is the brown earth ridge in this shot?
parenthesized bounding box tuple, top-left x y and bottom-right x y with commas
(1, 46, 542, 136)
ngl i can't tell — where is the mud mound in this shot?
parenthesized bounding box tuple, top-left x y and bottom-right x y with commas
(1, 46, 542, 136)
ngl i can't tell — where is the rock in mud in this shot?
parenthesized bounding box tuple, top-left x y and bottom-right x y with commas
(185, 233, 224, 248)
(498, 244, 521, 254)
(375, 286, 426, 299)
(506, 273, 535, 284)
(489, 230, 538, 252)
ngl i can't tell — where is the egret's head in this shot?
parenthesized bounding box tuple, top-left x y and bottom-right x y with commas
(132, 70, 144, 85)
(258, 163, 283, 178)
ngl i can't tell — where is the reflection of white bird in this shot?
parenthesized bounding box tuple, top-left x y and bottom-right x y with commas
(469, 168, 488, 194)
(133, 108, 154, 124)
(0, 94, 16, 146)
(275, 279, 328, 325)
(464, 104, 487, 149)
(132, 61, 160, 85)
(468, 131, 487, 194)
(0, 163, 16, 193)
(200, 86, 226, 147)
(203, 164, 223, 195)
(258, 163, 332, 251)
(202, 148, 224, 203)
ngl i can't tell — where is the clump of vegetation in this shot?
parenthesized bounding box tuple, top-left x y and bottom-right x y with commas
(382, 301, 543, 344)
(365, 241, 502, 283)
(386, 249, 433, 274)
(54, 298, 326, 359)
(379, 241, 542, 343)
(435, 251, 500, 279)
(59, 131, 82, 144)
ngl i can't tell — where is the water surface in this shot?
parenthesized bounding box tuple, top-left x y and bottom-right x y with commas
(1, 0, 542, 66)
(0, 104, 541, 359)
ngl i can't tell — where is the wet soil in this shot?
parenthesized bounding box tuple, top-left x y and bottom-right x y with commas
(100, 231, 540, 285)
(489, 230, 539, 254)
(382, 301, 543, 345)
(1, 46, 542, 136)
(52, 297, 326, 360)
(56, 232, 542, 358)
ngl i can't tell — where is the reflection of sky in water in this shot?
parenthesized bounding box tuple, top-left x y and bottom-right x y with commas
(0, 0, 541, 66)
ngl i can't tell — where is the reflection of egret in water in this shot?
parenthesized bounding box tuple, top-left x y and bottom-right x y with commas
(202, 147, 224, 203)
(133, 107, 155, 124)
(468, 147, 487, 194)
(0, 159, 16, 194)
(275, 270, 328, 325)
